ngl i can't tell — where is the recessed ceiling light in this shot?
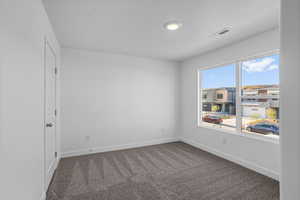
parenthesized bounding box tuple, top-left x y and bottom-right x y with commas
(164, 21, 183, 31)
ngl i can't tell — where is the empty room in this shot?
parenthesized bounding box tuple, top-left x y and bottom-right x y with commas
(1, 0, 300, 200)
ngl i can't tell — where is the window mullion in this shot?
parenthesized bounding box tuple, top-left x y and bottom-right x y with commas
(235, 62, 242, 133)
(198, 70, 202, 126)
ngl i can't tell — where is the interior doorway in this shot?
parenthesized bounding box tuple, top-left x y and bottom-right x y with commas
(44, 39, 57, 189)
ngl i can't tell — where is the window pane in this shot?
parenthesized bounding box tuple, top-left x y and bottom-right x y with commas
(200, 64, 236, 131)
(241, 54, 279, 137)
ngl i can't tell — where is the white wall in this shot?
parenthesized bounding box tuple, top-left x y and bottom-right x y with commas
(0, 1, 61, 200)
(280, 0, 300, 199)
(179, 29, 280, 179)
(61, 48, 179, 156)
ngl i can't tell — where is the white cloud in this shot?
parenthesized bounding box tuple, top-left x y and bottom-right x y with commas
(242, 57, 278, 72)
(267, 64, 279, 71)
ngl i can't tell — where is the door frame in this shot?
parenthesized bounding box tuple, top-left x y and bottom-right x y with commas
(43, 37, 58, 191)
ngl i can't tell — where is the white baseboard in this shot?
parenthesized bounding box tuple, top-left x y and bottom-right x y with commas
(62, 138, 179, 158)
(40, 192, 46, 200)
(179, 137, 279, 181)
(43, 155, 61, 200)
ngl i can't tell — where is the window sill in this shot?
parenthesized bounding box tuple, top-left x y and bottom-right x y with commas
(197, 123, 279, 144)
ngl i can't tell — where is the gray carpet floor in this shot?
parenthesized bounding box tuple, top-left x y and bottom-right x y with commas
(47, 142, 279, 200)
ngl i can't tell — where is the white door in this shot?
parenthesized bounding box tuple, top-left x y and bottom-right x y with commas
(44, 41, 57, 188)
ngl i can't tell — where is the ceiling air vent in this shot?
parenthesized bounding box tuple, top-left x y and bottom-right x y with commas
(216, 28, 231, 36)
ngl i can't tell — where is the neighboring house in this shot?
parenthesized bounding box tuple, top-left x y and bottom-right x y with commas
(202, 87, 236, 115)
(242, 85, 279, 119)
(202, 85, 279, 119)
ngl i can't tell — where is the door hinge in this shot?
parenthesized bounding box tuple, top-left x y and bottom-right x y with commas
(54, 109, 57, 116)
(55, 152, 57, 158)
(54, 67, 58, 75)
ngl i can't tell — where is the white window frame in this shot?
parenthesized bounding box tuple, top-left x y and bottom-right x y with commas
(197, 50, 280, 143)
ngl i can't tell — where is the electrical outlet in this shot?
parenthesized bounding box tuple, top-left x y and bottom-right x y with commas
(222, 138, 227, 144)
(161, 128, 167, 136)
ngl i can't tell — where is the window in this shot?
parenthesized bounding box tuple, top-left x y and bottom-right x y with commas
(217, 93, 223, 99)
(241, 54, 279, 137)
(199, 64, 236, 131)
(198, 53, 280, 138)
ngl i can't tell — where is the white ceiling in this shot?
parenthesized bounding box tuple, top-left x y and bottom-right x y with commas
(43, 0, 280, 61)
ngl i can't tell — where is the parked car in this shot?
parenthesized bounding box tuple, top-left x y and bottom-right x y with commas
(246, 123, 279, 135)
(202, 115, 223, 124)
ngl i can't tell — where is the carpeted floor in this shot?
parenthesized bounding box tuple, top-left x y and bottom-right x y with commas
(46, 142, 279, 200)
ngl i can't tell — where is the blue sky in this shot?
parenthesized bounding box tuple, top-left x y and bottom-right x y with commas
(201, 54, 279, 89)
